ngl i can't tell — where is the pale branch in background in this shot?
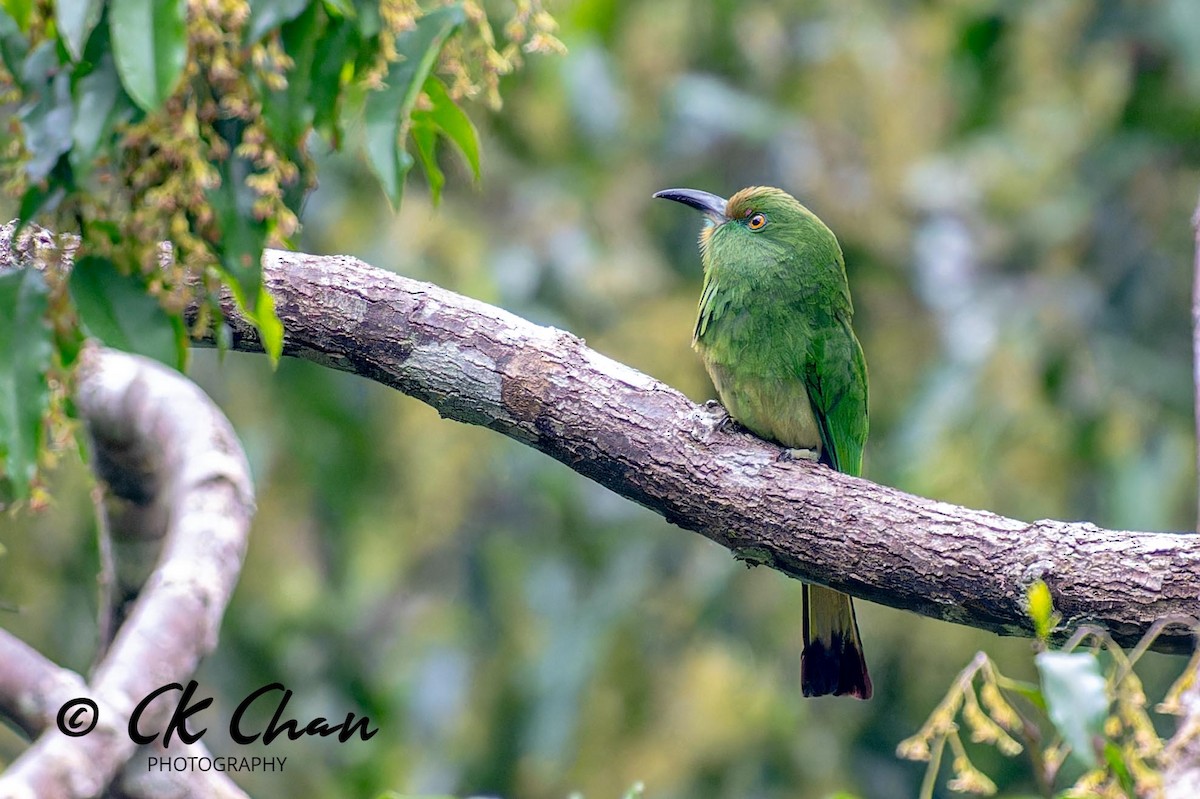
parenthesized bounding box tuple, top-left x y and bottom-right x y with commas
(0, 347, 254, 799)
(0, 630, 247, 799)
(188, 248, 1200, 654)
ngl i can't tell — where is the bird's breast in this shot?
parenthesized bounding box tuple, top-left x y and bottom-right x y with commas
(702, 358, 822, 453)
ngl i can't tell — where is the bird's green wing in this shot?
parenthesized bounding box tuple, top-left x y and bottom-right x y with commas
(805, 319, 868, 477)
(693, 270, 729, 344)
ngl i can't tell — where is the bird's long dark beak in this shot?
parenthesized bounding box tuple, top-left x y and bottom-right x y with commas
(653, 188, 728, 221)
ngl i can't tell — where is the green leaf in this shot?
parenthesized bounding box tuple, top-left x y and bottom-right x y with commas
(71, 52, 129, 184)
(1103, 741, 1136, 796)
(418, 74, 480, 180)
(998, 677, 1047, 713)
(57, 0, 103, 61)
(309, 15, 354, 145)
(210, 192, 266, 306)
(1035, 651, 1108, 769)
(0, 7, 28, 84)
(263, 1, 318, 146)
(69, 256, 186, 369)
(411, 120, 443, 204)
(208, 126, 267, 303)
(363, 4, 464, 206)
(352, 0, 380, 37)
(409, 74, 480, 204)
(246, 0, 310, 44)
(1, 0, 31, 32)
(322, 0, 354, 18)
(207, 147, 283, 365)
(253, 284, 284, 364)
(260, 3, 321, 215)
(109, 0, 187, 112)
(0, 269, 52, 502)
(19, 43, 74, 182)
(365, 121, 414, 207)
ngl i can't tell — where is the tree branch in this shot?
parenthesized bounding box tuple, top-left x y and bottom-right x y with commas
(187, 248, 1199, 653)
(0, 631, 248, 799)
(0, 347, 254, 799)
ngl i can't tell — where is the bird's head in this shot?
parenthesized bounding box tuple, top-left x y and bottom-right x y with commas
(653, 185, 841, 270)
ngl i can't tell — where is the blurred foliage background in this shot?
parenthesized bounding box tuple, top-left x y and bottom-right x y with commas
(4, 0, 1200, 797)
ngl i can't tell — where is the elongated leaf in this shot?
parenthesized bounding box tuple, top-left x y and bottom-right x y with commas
(1, 0, 31, 32)
(260, 2, 321, 215)
(254, 285, 284, 363)
(1103, 741, 1136, 796)
(410, 120, 443, 204)
(0, 7, 28, 85)
(1036, 651, 1108, 769)
(998, 677, 1047, 713)
(57, 0, 103, 60)
(419, 74, 480, 179)
(365, 119, 413, 207)
(19, 43, 73, 181)
(207, 142, 283, 364)
(246, 0, 310, 43)
(309, 15, 353, 144)
(0, 269, 52, 502)
(263, 1, 318, 146)
(71, 52, 129, 184)
(69, 256, 186, 369)
(363, 4, 464, 206)
(322, 0, 354, 18)
(109, 0, 187, 112)
(209, 152, 267, 308)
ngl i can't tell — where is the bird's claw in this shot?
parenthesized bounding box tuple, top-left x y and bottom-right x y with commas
(779, 447, 819, 463)
(702, 399, 735, 432)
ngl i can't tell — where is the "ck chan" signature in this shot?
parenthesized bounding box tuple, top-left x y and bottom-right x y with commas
(56, 680, 379, 745)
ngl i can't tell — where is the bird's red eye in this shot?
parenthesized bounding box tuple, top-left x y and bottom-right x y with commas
(747, 213, 767, 230)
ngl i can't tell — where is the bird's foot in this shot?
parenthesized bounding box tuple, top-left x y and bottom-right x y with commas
(779, 447, 819, 463)
(702, 399, 736, 432)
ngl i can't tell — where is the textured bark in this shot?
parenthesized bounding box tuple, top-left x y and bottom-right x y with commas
(188, 249, 1200, 654)
(0, 348, 253, 799)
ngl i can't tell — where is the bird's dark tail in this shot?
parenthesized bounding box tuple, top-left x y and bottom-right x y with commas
(801, 584, 872, 699)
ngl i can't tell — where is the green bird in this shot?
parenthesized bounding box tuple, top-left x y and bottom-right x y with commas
(655, 185, 871, 699)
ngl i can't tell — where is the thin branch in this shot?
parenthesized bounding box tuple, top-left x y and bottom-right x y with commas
(0, 630, 91, 742)
(0, 347, 254, 799)
(182, 247, 1200, 653)
(92, 483, 117, 668)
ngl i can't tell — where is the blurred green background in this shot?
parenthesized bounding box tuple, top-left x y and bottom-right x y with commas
(4, 0, 1200, 797)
